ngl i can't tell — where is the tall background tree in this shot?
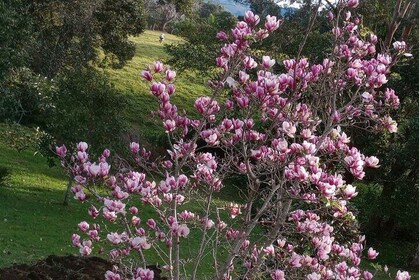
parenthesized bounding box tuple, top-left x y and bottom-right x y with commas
(165, 2, 237, 73)
(0, 0, 146, 156)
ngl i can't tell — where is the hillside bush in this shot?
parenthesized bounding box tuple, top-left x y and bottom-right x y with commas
(0, 166, 10, 187)
(41, 67, 129, 160)
(59, 3, 411, 280)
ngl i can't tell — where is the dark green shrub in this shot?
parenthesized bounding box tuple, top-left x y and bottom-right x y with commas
(40, 66, 129, 159)
(0, 166, 10, 187)
(0, 67, 52, 124)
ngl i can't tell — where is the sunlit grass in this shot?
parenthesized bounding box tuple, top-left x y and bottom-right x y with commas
(103, 30, 209, 146)
(0, 141, 84, 267)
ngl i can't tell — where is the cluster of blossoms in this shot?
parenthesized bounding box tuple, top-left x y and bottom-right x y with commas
(58, 1, 411, 279)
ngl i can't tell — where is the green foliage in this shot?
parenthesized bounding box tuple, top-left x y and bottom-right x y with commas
(41, 67, 129, 157)
(96, 0, 146, 67)
(0, 166, 10, 187)
(29, 0, 100, 77)
(0, 67, 53, 124)
(0, 123, 39, 152)
(249, 0, 280, 18)
(0, 0, 34, 79)
(159, 0, 193, 15)
(26, 0, 145, 77)
(353, 0, 419, 241)
(358, 117, 419, 240)
(258, 7, 333, 63)
(166, 8, 236, 73)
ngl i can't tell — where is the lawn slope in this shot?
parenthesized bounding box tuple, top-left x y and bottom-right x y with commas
(105, 30, 209, 145)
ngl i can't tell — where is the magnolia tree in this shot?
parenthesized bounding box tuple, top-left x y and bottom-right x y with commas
(57, 1, 412, 279)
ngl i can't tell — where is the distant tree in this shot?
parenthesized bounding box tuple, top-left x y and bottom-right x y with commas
(353, 0, 419, 241)
(0, 0, 38, 123)
(165, 4, 237, 73)
(96, 0, 146, 67)
(0, 0, 34, 81)
(41, 67, 128, 156)
(1, 0, 145, 124)
(249, 0, 280, 18)
(144, 0, 180, 31)
(28, 0, 145, 77)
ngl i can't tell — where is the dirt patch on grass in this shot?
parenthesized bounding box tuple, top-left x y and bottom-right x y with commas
(0, 255, 166, 279)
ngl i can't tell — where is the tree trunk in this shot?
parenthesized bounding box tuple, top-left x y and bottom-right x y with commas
(63, 177, 72, 206)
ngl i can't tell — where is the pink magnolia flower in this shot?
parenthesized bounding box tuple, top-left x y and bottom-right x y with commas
(77, 142, 88, 152)
(107, 232, 122, 244)
(363, 271, 373, 280)
(55, 145, 67, 157)
(382, 116, 398, 133)
(165, 69, 176, 82)
(395, 271, 411, 280)
(178, 224, 190, 238)
(88, 163, 101, 177)
(365, 156, 380, 168)
(150, 82, 166, 96)
(217, 220, 227, 231)
(393, 41, 407, 53)
(77, 151, 88, 162)
(129, 206, 139, 215)
(203, 218, 215, 229)
(367, 247, 379, 259)
(265, 15, 281, 32)
(343, 184, 358, 199)
(241, 239, 250, 249)
(244, 11, 260, 26)
(74, 190, 86, 201)
(78, 221, 89, 232)
(147, 218, 157, 229)
(131, 236, 151, 250)
(263, 244, 275, 256)
(262, 56, 276, 69)
(244, 56, 257, 69)
(271, 269, 285, 280)
(282, 121, 296, 138)
(277, 238, 286, 248)
(163, 119, 176, 133)
(130, 142, 140, 153)
(141, 70, 153, 81)
(153, 61, 163, 73)
(79, 240, 92, 256)
(135, 267, 154, 280)
(327, 11, 334, 21)
(216, 31, 228, 41)
(105, 271, 121, 280)
(71, 233, 81, 247)
(306, 272, 321, 280)
(289, 253, 302, 267)
(178, 210, 195, 221)
(347, 0, 359, 8)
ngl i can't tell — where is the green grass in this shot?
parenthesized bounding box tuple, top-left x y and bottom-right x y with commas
(362, 240, 419, 279)
(0, 28, 224, 272)
(0, 141, 87, 267)
(103, 30, 209, 145)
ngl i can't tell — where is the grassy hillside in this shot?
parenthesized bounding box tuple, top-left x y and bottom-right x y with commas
(0, 30, 215, 269)
(104, 30, 209, 146)
(0, 140, 82, 267)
